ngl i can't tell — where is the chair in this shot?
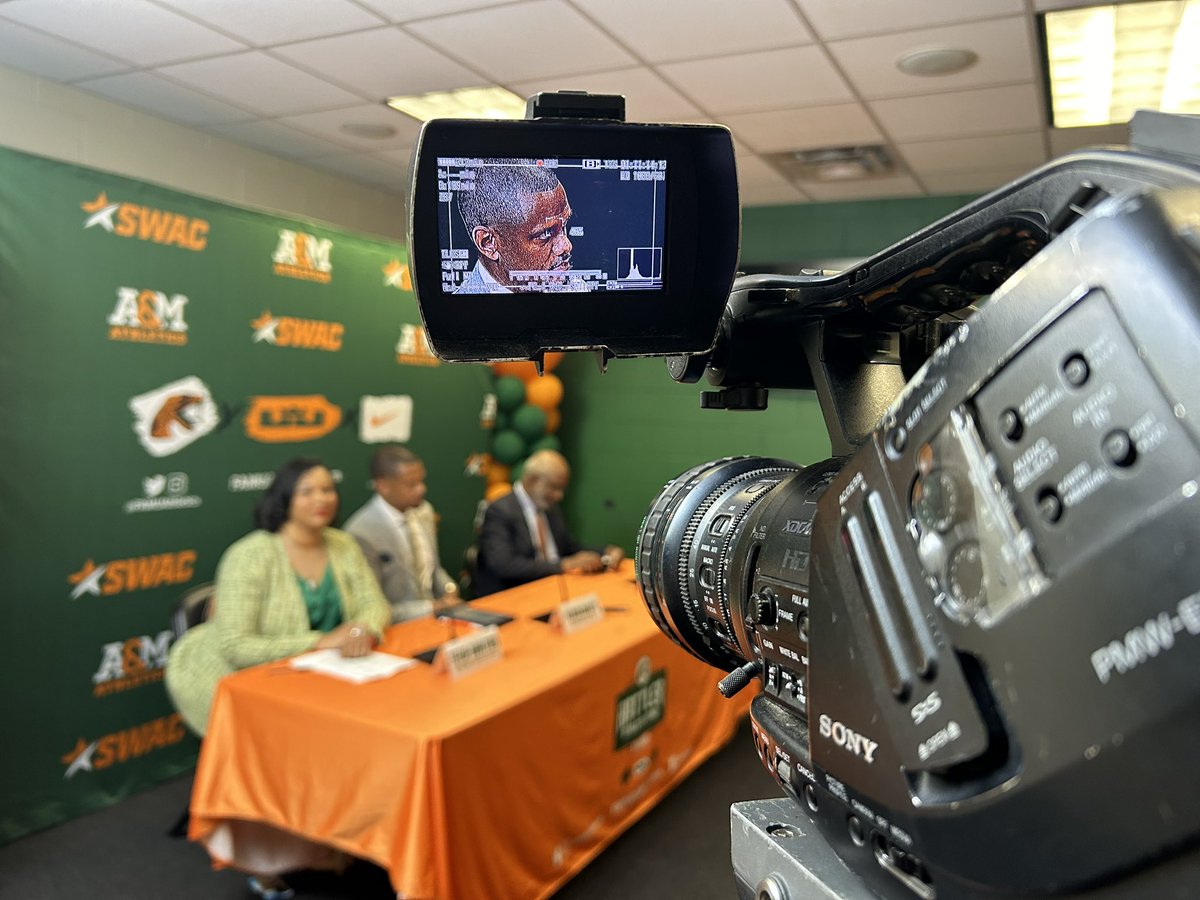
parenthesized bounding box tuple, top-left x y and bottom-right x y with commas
(166, 581, 214, 838)
(171, 581, 215, 640)
(459, 545, 480, 601)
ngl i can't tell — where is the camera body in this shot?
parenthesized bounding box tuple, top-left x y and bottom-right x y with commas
(408, 98, 1200, 897)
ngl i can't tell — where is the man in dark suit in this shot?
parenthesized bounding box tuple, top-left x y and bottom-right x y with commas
(474, 449, 624, 597)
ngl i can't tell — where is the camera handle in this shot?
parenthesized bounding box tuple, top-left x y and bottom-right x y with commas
(522, 90, 627, 377)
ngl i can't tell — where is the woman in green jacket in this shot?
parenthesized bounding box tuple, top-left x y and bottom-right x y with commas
(166, 457, 390, 737)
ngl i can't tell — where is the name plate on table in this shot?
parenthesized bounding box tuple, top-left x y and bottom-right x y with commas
(434, 625, 503, 679)
(550, 593, 604, 635)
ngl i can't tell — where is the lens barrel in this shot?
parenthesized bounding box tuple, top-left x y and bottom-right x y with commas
(636, 457, 804, 669)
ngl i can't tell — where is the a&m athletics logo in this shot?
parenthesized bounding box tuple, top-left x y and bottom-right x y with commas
(61, 713, 187, 779)
(614, 656, 667, 749)
(67, 549, 197, 600)
(272, 229, 332, 283)
(250, 310, 344, 352)
(396, 323, 439, 367)
(81, 192, 208, 251)
(128, 376, 220, 457)
(107, 286, 189, 346)
(92, 630, 175, 697)
(244, 395, 342, 442)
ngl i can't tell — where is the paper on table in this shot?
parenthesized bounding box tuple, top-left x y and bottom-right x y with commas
(289, 649, 417, 684)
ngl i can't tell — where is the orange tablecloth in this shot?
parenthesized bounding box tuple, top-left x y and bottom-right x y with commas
(189, 566, 751, 900)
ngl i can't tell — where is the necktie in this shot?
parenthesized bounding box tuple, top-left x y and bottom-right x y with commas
(535, 512, 550, 561)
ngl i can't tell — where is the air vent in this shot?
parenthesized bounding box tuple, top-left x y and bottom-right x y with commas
(765, 145, 897, 182)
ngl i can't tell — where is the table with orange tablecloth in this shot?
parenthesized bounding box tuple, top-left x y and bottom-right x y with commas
(188, 565, 752, 900)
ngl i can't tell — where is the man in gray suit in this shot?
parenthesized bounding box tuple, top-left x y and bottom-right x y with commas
(344, 446, 458, 623)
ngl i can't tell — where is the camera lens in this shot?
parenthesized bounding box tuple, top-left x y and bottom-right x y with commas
(636, 456, 837, 670)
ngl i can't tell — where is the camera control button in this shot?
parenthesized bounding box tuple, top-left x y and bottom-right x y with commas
(1103, 429, 1137, 468)
(1062, 353, 1090, 387)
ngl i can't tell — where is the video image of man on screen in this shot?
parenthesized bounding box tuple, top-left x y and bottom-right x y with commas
(437, 156, 666, 294)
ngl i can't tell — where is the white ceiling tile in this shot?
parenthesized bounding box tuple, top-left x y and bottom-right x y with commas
(275, 103, 422, 151)
(736, 153, 795, 188)
(829, 17, 1036, 100)
(721, 103, 883, 153)
(76, 71, 257, 126)
(870, 83, 1043, 142)
(271, 26, 482, 97)
(571, 0, 812, 63)
(659, 45, 853, 115)
(357, 0, 514, 21)
(406, 1, 636, 82)
(796, 0, 1025, 41)
(898, 131, 1047, 175)
(0, 0, 245, 66)
(152, 0, 385, 46)
(741, 181, 809, 206)
(209, 119, 359, 158)
(157, 52, 364, 116)
(511, 67, 701, 122)
(801, 174, 923, 201)
(1049, 124, 1130, 157)
(921, 168, 1031, 195)
(0, 19, 129, 81)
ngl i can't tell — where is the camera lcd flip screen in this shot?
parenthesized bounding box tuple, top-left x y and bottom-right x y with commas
(408, 118, 738, 361)
(436, 156, 667, 295)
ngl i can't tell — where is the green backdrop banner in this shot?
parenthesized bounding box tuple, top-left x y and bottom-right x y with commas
(0, 147, 490, 843)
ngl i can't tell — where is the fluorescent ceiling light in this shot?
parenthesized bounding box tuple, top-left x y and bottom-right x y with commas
(1042, 1, 1200, 127)
(386, 86, 526, 122)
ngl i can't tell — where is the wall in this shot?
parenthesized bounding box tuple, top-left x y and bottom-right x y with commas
(0, 62, 405, 240)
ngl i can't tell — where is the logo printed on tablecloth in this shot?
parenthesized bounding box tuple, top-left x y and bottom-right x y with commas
(91, 630, 175, 697)
(67, 550, 196, 599)
(396, 323, 439, 367)
(107, 286, 189, 346)
(123, 471, 201, 514)
(244, 395, 342, 443)
(61, 713, 187, 779)
(272, 229, 332, 283)
(81, 192, 208, 251)
(614, 656, 667, 750)
(128, 376, 219, 457)
(250, 310, 343, 351)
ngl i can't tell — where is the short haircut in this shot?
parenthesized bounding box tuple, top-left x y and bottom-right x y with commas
(523, 449, 569, 483)
(457, 160, 562, 233)
(370, 444, 421, 480)
(255, 457, 329, 532)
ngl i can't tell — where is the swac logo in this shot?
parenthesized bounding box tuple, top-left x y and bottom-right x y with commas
(250, 310, 343, 351)
(244, 395, 342, 443)
(67, 550, 197, 599)
(81, 192, 208, 251)
(61, 713, 186, 779)
(107, 286, 189, 346)
(272, 229, 332, 283)
(396, 323, 439, 367)
(92, 630, 174, 697)
(129, 376, 219, 457)
(383, 258, 412, 290)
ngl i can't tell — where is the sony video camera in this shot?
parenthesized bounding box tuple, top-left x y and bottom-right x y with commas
(407, 94, 1200, 898)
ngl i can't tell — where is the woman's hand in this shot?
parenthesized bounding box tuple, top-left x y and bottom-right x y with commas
(315, 622, 374, 657)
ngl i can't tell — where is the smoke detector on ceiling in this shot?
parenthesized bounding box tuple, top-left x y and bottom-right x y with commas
(896, 47, 979, 76)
